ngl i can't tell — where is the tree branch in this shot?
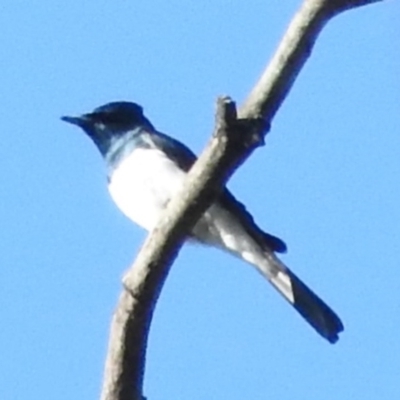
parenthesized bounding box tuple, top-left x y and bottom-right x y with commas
(100, 1, 383, 399)
(240, 0, 382, 120)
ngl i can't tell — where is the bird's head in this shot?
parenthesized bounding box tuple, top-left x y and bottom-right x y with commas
(62, 101, 154, 157)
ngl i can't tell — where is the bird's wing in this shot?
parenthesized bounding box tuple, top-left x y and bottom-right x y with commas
(218, 189, 287, 253)
(150, 131, 197, 171)
(151, 131, 286, 253)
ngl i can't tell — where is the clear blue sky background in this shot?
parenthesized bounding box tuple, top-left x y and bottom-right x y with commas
(1, 1, 398, 399)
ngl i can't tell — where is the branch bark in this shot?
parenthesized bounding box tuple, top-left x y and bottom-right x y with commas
(100, 1, 383, 399)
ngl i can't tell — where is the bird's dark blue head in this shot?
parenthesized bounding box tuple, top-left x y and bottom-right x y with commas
(62, 101, 155, 161)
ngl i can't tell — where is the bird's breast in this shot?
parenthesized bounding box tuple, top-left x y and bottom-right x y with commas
(108, 147, 187, 230)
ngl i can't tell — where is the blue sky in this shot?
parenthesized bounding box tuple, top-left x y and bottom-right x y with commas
(1, 1, 398, 399)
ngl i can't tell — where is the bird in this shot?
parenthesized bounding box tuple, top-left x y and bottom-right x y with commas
(62, 101, 344, 343)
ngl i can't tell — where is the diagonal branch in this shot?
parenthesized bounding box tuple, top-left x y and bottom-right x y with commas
(240, 0, 382, 120)
(100, 1, 383, 399)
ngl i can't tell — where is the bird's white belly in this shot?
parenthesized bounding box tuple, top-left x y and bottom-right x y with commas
(107, 148, 263, 266)
(108, 148, 187, 230)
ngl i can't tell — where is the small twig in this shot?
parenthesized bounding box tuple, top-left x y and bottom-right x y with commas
(100, 1, 383, 399)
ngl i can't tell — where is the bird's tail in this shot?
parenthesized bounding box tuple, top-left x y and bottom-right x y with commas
(259, 252, 343, 343)
(193, 201, 343, 342)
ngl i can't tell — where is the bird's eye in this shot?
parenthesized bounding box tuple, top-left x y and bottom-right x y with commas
(92, 112, 118, 124)
(89, 109, 134, 129)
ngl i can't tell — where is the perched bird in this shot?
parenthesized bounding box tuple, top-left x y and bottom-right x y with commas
(62, 101, 343, 343)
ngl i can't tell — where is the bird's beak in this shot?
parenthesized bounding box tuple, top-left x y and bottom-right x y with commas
(61, 115, 90, 127)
